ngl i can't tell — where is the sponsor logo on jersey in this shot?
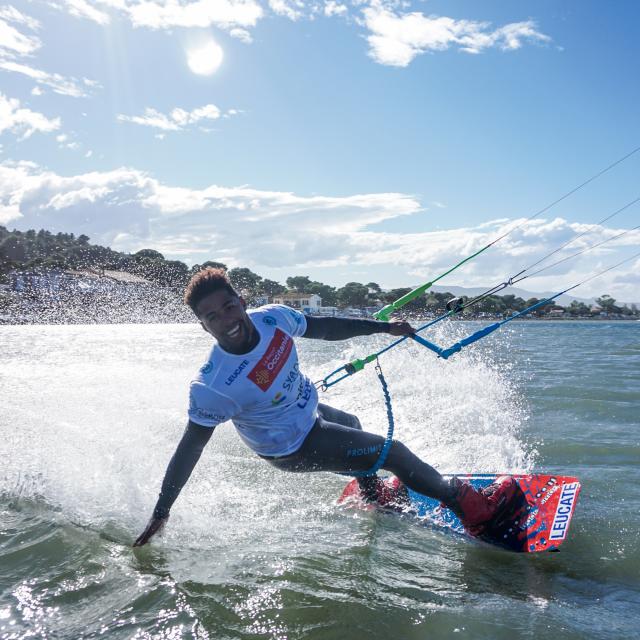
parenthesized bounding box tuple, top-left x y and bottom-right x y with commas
(271, 392, 287, 406)
(549, 482, 579, 541)
(225, 359, 249, 386)
(263, 316, 276, 326)
(248, 328, 293, 391)
(194, 408, 226, 423)
(190, 397, 226, 423)
(200, 361, 213, 375)
(282, 362, 300, 392)
(296, 378, 313, 409)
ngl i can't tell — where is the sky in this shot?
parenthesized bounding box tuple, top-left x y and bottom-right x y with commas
(1, 0, 639, 301)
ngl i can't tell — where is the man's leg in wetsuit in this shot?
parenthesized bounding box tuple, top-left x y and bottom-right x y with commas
(316, 403, 363, 430)
(264, 403, 452, 502)
(314, 403, 380, 500)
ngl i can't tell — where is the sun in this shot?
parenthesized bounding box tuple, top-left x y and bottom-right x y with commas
(187, 39, 224, 76)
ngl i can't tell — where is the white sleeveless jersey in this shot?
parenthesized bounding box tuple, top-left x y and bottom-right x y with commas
(188, 304, 318, 456)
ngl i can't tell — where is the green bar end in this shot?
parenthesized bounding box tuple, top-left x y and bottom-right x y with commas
(373, 305, 393, 321)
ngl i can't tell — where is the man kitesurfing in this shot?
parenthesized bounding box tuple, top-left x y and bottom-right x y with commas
(133, 268, 517, 546)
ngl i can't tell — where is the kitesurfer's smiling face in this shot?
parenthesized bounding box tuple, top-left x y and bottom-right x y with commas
(196, 289, 258, 354)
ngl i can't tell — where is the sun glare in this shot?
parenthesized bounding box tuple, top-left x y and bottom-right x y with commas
(187, 39, 224, 76)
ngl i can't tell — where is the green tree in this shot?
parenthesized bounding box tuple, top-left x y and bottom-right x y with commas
(0, 235, 26, 262)
(202, 261, 227, 271)
(381, 287, 411, 304)
(596, 295, 619, 313)
(42, 253, 67, 269)
(307, 282, 337, 306)
(476, 295, 506, 314)
(424, 294, 441, 311)
(567, 300, 590, 316)
(131, 257, 164, 282)
(228, 267, 262, 298)
(134, 249, 165, 261)
(161, 260, 190, 286)
(522, 297, 547, 316)
(366, 282, 381, 294)
(260, 278, 286, 297)
(190, 261, 227, 276)
(286, 276, 313, 292)
(501, 294, 526, 312)
(337, 282, 369, 307)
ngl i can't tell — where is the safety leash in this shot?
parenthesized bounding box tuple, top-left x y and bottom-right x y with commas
(347, 359, 395, 478)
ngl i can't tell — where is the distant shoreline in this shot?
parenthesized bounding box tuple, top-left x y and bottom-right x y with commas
(1, 315, 638, 327)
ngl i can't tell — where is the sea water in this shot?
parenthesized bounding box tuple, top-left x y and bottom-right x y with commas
(0, 321, 638, 639)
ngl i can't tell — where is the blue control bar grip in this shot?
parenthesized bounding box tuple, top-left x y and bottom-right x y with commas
(409, 334, 443, 355)
(439, 322, 501, 359)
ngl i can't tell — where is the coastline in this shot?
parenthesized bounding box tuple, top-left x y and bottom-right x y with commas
(1, 314, 637, 326)
(2, 286, 638, 326)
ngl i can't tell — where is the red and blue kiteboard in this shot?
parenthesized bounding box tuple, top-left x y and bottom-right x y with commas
(338, 473, 581, 553)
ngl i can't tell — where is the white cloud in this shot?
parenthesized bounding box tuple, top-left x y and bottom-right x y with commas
(0, 93, 61, 139)
(1, 161, 638, 300)
(324, 1, 347, 18)
(32, 0, 553, 72)
(57, 0, 111, 25)
(352, 217, 640, 299)
(229, 27, 253, 43)
(0, 6, 41, 31)
(362, 4, 551, 67)
(124, 0, 263, 30)
(117, 103, 232, 132)
(494, 21, 550, 52)
(0, 8, 99, 97)
(56, 132, 81, 150)
(45, 0, 266, 37)
(269, 0, 305, 21)
(48, 185, 112, 210)
(0, 60, 98, 97)
(0, 160, 421, 269)
(175, 104, 221, 123)
(0, 201, 21, 225)
(118, 108, 181, 131)
(0, 11, 41, 57)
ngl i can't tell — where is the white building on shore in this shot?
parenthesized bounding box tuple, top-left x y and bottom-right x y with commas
(271, 292, 322, 313)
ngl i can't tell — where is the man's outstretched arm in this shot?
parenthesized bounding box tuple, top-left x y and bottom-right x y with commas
(303, 315, 414, 341)
(133, 421, 214, 547)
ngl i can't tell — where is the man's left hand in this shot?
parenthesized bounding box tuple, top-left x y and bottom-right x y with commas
(133, 515, 168, 547)
(388, 321, 415, 336)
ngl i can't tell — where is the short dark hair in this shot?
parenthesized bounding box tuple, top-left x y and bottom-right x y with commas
(184, 267, 238, 314)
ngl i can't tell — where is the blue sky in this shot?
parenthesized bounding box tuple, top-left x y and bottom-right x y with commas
(1, 0, 639, 300)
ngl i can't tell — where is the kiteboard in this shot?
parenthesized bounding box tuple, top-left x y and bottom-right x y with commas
(338, 473, 581, 553)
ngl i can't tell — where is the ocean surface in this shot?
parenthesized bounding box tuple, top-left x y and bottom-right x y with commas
(1, 320, 638, 639)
